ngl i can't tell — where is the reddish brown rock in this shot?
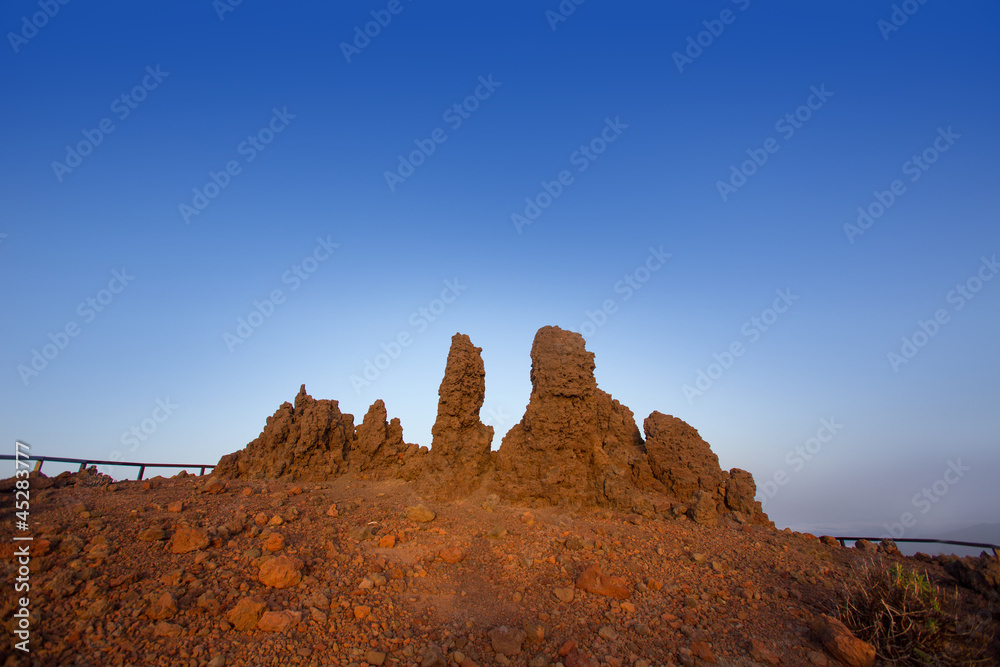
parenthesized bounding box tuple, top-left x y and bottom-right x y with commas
(351, 399, 419, 479)
(145, 592, 177, 620)
(691, 641, 716, 663)
(152, 621, 183, 638)
(227, 597, 266, 631)
(643, 411, 725, 502)
(495, 326, 656, 510)
(169, 527, 209, 554)
(262, 532, 284, 552)
(421, 333, 495, 499)
(258, 610, 300, 632)
(575, 564, 630, 599)
(748, 638, 782, 665)
(812, 614, 875, 667)
(214, 385, 355, 481)
(724, 468, 769, 525)
(258, 554, 302, 588)
(439, 546, 465, 564)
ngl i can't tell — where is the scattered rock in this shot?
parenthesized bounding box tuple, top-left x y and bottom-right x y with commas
(364, 650, 387, 666)
(152, 621, 183, 638)
(488, 625, 527, 656)
(227, 598, 266, 631)
(257, 610, 300, 632)
(554, 587, 575, 603)
(690, 641, 716, 663)
(439, 545, 465, 564)
(258, 554, 302, 588)
(406, 505, 436, 523)
(576, 564, 629, 599)
(262, 532, 285, 552)
(145, 591, 177, 620)
(812, 614, 875, 667)
(169, 527, 209, 554)
(748, 638, 781, 665)
(137, 527, 165, 542)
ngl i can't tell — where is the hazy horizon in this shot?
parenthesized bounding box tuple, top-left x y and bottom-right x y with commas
(3, 2, 998, 542)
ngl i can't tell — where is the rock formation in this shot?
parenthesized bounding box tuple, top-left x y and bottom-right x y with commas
(643, 411, 725, 501)
(351, 399, 422, 480)
(494, 326, 658, 510)
(214, 327, 769, 526)
(215, 385, 355, 482)
(420, 333, 495, 499)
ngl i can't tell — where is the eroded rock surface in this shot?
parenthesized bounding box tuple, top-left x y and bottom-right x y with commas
(215, 385, 355, 481)
(421, 334, 495, 499)
(213, 327, 768, 529)
(494, 326, 657, 510)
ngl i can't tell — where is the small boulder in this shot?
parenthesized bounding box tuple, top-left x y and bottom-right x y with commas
(575, 564, 629, 599)
(812, 614, 875, 667)
(258, 554, 302, 588)
(406, 505, 436, 523)
(257, 610, 300, 632)
(226, 598, 266, 631)
(489, 625, 527, 656)
(169, 527, 209, 554)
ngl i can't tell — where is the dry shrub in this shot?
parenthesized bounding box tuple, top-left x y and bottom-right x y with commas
(836, 558, 994, 665)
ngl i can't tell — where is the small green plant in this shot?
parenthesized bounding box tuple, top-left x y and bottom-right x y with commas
(835, 559, 993, 665)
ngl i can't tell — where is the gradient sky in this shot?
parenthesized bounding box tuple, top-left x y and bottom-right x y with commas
(2, 1, 998, 539)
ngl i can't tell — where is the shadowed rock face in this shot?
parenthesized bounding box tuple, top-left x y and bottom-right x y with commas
(215, 385, 355, 482)
(494, 326, 658, 509)
(351, 399, 421, 480)
(420, 333, 495, 499)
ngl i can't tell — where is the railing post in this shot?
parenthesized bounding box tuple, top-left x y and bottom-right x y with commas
(33, 460, 42, 473)
(137, 465, 146, 481)
(78, 461, 87, 473)
(199, 466, 206, 476)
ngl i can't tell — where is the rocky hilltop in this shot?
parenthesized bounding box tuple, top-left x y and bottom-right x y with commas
(4, 326, 997, 667)
(215, 326, 768, 527)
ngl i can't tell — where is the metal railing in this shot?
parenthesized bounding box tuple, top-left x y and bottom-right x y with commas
(0, 454, 214, 481)
(832, 536, 998, 558)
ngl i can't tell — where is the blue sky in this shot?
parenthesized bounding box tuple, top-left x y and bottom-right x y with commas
(2, 1, 998, 538)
